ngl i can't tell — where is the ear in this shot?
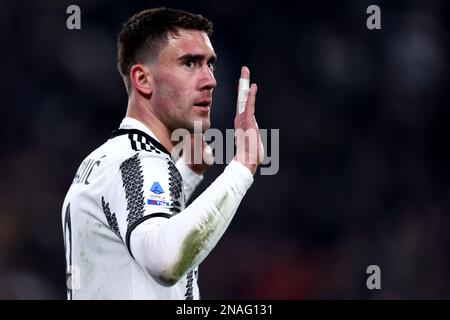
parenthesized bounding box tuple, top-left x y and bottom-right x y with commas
(130, 64, 153, 96)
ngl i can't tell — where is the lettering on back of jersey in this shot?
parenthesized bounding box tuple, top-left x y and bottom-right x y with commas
(73, 159, 101, 185)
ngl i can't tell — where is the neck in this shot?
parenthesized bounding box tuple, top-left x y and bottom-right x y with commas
(125, 99, 174, 154)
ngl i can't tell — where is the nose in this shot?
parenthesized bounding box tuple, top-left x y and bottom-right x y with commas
(199, 65, 217, 91)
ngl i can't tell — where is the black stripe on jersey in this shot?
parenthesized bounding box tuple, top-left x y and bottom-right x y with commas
(125, 213, 172, 258)
(130, 136, 139, 151)
(185, 270, 194, 300)
(120, 154, 145, 229)
(167, 161, 183, 215)
(111, 129, 170, 155)
(101, 196, 121, 239)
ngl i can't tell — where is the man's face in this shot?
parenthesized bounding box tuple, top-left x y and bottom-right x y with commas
(149, 29, 217, 132)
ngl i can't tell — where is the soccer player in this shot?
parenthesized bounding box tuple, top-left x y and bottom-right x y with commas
(62, 7, 264, 299)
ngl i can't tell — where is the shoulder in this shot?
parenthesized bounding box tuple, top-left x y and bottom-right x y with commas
(110, 128, 171, 157)
(84, 129, 174, 181)
(105, 129, 180, 180)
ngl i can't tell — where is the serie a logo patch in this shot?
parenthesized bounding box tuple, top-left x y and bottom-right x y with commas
(150, 182, 164, 194)
(146, 181, 171, 207)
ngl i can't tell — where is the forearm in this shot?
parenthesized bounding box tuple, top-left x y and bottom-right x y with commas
(130, 160, 253, 285)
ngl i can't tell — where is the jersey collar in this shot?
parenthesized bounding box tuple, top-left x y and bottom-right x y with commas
(118, 117, 161, 142)
(111, 117, 170, 156)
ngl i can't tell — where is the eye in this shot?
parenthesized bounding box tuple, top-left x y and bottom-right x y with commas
(184, 59, 195, 69)
(207, 61, 215, 71)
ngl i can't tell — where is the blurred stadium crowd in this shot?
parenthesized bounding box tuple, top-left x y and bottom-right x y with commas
(0, 0, 448, 299)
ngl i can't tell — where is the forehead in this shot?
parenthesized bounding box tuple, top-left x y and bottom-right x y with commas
(160, 29, 215, 59)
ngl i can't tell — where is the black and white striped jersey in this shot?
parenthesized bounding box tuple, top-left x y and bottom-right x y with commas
(62, 117, 201, 300)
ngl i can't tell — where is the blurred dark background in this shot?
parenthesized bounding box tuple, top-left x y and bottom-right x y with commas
(0, 0, 449, 299)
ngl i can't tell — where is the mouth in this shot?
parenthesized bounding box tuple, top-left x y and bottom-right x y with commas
(193, 100, 212, 110)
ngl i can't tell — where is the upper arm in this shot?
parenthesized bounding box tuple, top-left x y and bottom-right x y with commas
(101, 152, 184, 257)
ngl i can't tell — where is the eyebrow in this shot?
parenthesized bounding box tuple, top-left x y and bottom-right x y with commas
(178, 53, 218, 63)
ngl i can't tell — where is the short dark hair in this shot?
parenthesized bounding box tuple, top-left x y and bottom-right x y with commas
(117, 7, 214, 93)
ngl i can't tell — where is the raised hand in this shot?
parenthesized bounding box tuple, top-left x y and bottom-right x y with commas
(234, 66, 264, 175)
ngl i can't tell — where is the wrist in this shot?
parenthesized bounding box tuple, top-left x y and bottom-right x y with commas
(233, 156, 258, 175)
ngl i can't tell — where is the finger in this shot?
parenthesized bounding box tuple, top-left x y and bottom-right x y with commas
(202, 143, 215, 166)
(237, 66, 250, 114)
(244, 83, 257, 116)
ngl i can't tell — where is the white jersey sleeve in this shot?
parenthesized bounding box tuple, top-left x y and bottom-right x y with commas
(130, 160, 253, 286)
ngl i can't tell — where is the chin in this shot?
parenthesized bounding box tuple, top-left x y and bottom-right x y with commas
(201, 119, 211, 131)
(186, 117, 210, 133)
